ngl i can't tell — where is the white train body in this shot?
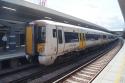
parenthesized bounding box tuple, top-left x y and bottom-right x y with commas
(25, 20, 117, 65)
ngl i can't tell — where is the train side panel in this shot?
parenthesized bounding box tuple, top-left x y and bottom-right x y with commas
(63, 26, 80, 54)
(44, 24, 57, 56)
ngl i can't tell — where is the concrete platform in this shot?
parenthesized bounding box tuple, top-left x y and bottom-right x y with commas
(92, 40, 125, 83)
(0, 48, 25, 61)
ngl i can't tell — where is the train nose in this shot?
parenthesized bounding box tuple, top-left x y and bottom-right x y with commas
(38, 56, 57, 65)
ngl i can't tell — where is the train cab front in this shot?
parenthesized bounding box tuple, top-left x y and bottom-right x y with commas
(25, 21, 46, 64)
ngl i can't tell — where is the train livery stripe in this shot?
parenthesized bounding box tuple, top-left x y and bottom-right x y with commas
(26, 26, 33, 55)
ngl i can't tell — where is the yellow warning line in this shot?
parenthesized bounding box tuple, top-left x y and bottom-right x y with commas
(114, 55, 125, 83)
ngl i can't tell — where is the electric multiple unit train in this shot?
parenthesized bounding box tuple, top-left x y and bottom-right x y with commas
(25, 20, 117, 65)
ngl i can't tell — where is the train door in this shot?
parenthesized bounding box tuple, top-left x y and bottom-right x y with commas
(82, 33, 86, 48)
(79, 33, 86, 49)
(56, 26, 64, 54)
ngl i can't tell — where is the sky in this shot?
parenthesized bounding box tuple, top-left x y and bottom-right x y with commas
(25, 0, 125, 31)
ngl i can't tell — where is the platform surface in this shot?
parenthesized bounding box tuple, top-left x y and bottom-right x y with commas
(92, 40, 125, 83)
(0, 48, 25, 61)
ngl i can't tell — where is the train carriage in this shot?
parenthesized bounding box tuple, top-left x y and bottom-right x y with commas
(25, 20, 117, 65)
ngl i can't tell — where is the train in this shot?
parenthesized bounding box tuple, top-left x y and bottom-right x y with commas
(25, 20, 117, 65)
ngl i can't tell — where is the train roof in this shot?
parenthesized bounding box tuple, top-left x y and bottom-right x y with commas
(33, 20, 112, 35)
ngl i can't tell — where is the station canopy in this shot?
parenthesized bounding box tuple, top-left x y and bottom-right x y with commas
(0, 0, 110, 32)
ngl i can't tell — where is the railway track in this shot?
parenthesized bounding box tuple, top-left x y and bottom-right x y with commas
(0, 39, 122, 83)
(0, 64, 40, 83)
(29, 39, 123, 83)
(0, 64, 37, 77)
(53, 39, 123, 83)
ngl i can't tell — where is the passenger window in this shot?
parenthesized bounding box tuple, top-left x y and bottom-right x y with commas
(58, 30, 63, 44)
(53, 29, 57, 37)
(64, 32, 78, 43)
(103, 35, 106, 39)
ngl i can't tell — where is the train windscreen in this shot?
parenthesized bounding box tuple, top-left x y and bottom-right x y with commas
(36, 26, 46, 43)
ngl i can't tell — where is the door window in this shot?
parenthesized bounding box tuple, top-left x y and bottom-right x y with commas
(58, 30, 63, 44)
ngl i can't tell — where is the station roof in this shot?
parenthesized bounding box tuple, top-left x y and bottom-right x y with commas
(0, 0, 110, 32)
(118, 0, 125, 22)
